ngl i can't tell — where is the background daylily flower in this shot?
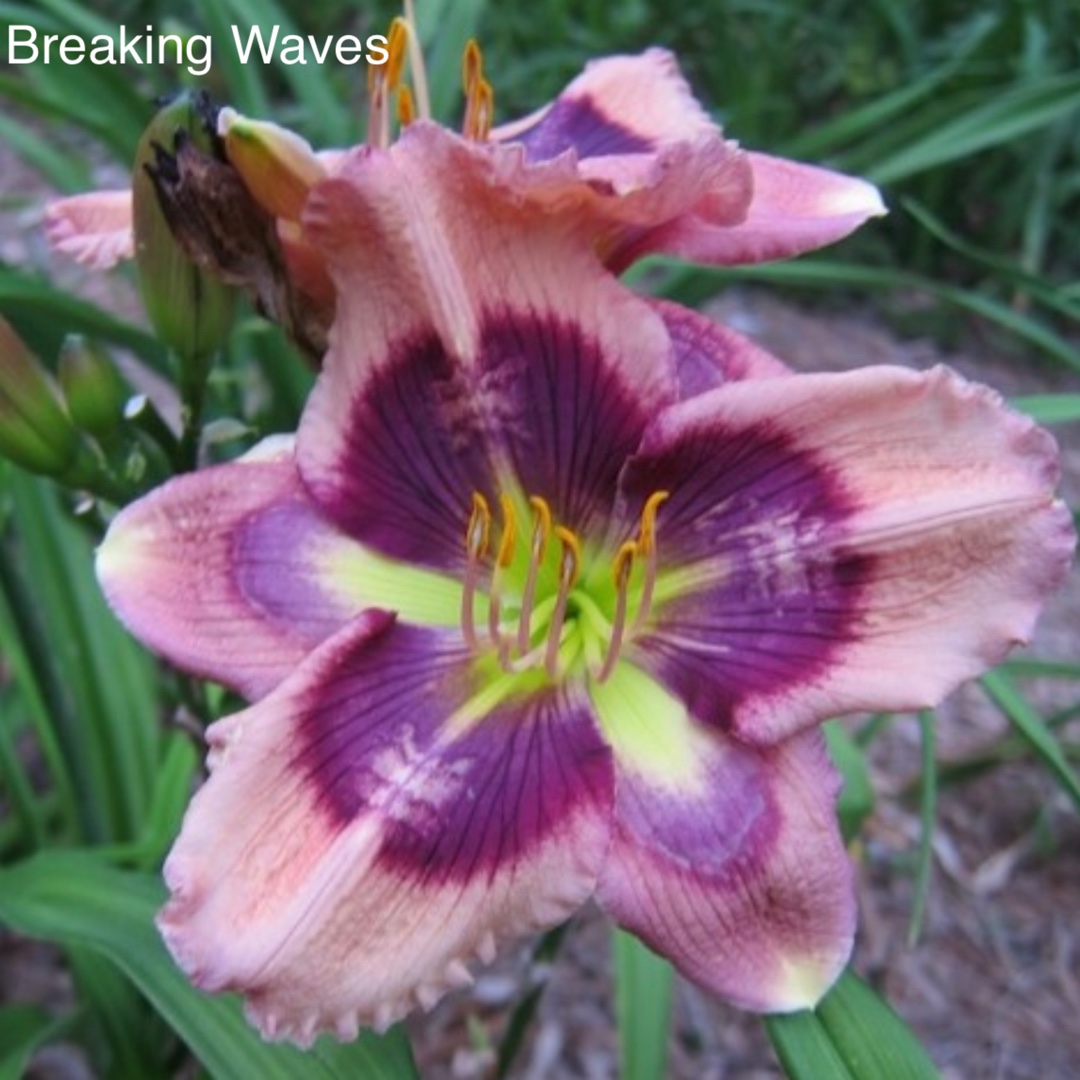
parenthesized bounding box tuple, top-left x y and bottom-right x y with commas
(96, 122, 1074, 1044)
(490, 48, 886, 270)
(45, 48, 884, 353)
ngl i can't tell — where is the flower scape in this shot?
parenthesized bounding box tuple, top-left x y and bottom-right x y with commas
(48, 32, 1076, 1047)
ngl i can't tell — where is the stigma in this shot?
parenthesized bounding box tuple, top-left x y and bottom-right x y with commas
(461, 490, 668, 682)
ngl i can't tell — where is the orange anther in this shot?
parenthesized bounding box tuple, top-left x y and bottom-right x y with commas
(386, 18, 409, 91)
(637, 490, 670, 556)
(466, 492, 491, 559)
(612, 540, 637, 587)
(553, 525, 582, 589)
(462, 39, 483, 92)
(497, 493, 518, 568)
(528, 495, 553, 558)
(396, 85, 416, 127)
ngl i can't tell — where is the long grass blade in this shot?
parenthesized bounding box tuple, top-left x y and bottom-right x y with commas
(981, 669, 1080, 814)
(614, 930, 672, 1080)
(906, 711, 936, 947)
(767, 970, 942, 1079)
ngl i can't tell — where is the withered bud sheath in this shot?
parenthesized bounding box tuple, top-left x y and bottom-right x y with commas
(0, 316, 79, 476)
(148, 107, 317, 360)
(133, 91, 237, 368)
(58, 335, 127, 440)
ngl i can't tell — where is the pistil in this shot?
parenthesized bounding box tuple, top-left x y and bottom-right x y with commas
(461, 492, 491, 651)
(597, 541, 636, 683)
(517, 495, 552, 654)
(544, 526, 581, 679)
(400, 0, 432, 120)
(488, 494, 518, 665)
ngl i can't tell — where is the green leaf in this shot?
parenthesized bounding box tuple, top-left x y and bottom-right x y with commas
(824, 722, 875, 843)
(867, 72, 1080, 185)
(191, 0, 272, 117)
(906, 712, 936, 947)
(0, 111, 89, 192)
(0, 1005, 74, 1080)
(981, 669, 1080, 813)
(137, 732, 199, 868)
(766, 970, 941, 1080)
(767, 1006, 856, 1080)
(418, 0, 489, 122)
(5, 471, 160, 842)
(1011, 395, 1080, 425)
(67, 946, 167, 1078)
(613, 930, 672, 1080)
(0, 852, 419, 1080)
(779, 12, 999, 160)
(0, 271, 168, 375)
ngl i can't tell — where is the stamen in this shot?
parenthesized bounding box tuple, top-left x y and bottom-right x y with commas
(496, 493, 518, 569)
(462, 39, 495, 141)
(474, 80, 494, 141)
(544, 525, 581, 679)
(396, 85, 416, 127)
(637, 490, 670, 558)
(462, 40, 482, 94)
(401, 0, 432, 120)
(488, 494, 518, 664)
(597, 541, 636, 683)
(367, 18, 412, 146)
(517, 495, 552, 653)
(632, 491, 669, 634)
(366, 65, 390, 148)
(461, 492, 491, 650)
(385, 18, 409, 92)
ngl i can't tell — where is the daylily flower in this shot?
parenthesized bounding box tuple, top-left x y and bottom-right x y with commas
(45, 43, 883, 357)
(95, 122, 1073, 1043)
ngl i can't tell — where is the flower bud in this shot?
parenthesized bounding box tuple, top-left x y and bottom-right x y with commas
(133, 91, 236, 364)
(0, 316, 79, 475)
(218, 107, 327, 222)
(58, 335, 127, 440)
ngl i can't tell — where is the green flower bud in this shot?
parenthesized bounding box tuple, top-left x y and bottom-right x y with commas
(133, 91, 236, 365)
(58, 335, 127, 439)
(0, 316, 79, 475)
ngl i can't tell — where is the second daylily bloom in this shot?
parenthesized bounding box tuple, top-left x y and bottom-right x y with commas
(96, 122, 1073, 1043)
(45, 44, 883, 356)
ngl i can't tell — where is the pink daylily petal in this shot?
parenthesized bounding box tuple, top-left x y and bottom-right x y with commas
(621, 365, 1075, 745)
(44, 190, 134, 269)
(491, 50, 756, 255)
(96, 437, 360, 699)
(492, 49, 882, 270)
(648, 298, 791, 399)
(160, 613, 613, 1043)
(598, 727, 854, 1011)
(613, 152, 886, 269)
(297, 122, 676, 569)
(493, 48, 716, 151)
